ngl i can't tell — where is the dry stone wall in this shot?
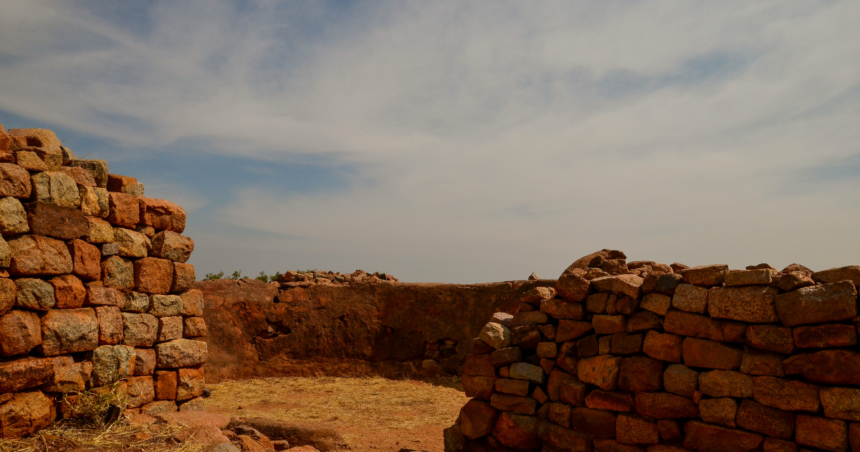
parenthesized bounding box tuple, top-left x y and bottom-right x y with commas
(448, 250, 860, 452)
(0, 125, 206, 438)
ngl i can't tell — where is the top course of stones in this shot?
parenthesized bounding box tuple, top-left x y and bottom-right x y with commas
(449, 249, 860, 452)
(0, 125, 207, 439)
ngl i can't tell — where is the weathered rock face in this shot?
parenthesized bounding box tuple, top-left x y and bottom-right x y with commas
(0, 391, 55, 438)
(6, 235, 73, 276)
(198, 278, 526, 382)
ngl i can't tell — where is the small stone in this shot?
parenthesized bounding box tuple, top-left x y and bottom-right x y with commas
(577, 334, 599, 359)
(657, 420, 682, 442)
(67, 238, 101, 280)
(14, 150, 47, 171)
(509, 362, 545, 384)
(151, 231, 194, 263)
(663, 364, 698, 398)
(464, 354, 495, 376)
(680, 264, 728, 287)
(122, 312, 159, 347)
(577, 355, 622, 390)
(489, 312, 513, 327)
(0, 197, 29, 235)
(42, 361, 93, 393)
(672, 284, 709, 313)
(598, 335, 612, 355)
(795, 414, 847, 452)
(183, 317, 207, 337)
(79, 186, 110, 218)
(586, 292, 611, 313)
(775, 281, 857, 327)
(753, 376, 819, 412)
(609, 333, 643, 355)
(178, 397, 205, 412)
(640, 293, 670, 315)
(537, 342, 558, 359)
(548, 403, 571, 427)
(642, 331, 683, 363)
(14, 278, 56, 311)
(511, 324, 542, 349)
(735, 399, 795, 439)
(0, 278, 14, 316)
(0, 310, 42, 356)
(89, 344, 136, 386)
(0, 163, 32, 198)
(155, 338, 207, 368)
(699, 370, 753, 398)
(177, 367, 205, 401)
(139, 197, 187, 233)
(101, 256, 134, 289)
(663, 310, 740, 342)
(777, 271, 815, 292)
(699, 398, 738, 427)
(489, 394, 537, 415)
(495, 378, 529, 396)
(85, 216, 115, 242)
(140, 400, 177, 415)
(134, 258, 174, 294)
(7, 234, 73, 276)
(154, 370, 178, 400)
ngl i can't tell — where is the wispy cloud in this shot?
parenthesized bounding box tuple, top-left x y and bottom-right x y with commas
(1, 0, 859, 282)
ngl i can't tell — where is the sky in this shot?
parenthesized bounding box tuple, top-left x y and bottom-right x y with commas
(1, 0, 859, 283)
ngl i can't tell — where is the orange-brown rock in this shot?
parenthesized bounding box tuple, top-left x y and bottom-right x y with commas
(0, 391, 55, 438)
(172, 263, 195, 292)
(745, 324, 794, 354)
(663, 310, 745, 342)
(820, 387, 860, 421)
(151, 231, 194, 263)
(58, 166, 96, 187)
(0, 279, 15, 316)
(626, 310, 662, 333)
(795, 414, 847, 451)
(591, 275, 644, 299)
(616, 413, 658, 445)
(782, 349, 860, 385)
(682, 338, 742, 370)
(465, 354, 495, 376)
(139, 197, 186, 233)
(155, 338, 207, 368)
(66, 238, 101, 281)
(85, 283, 122, 307)
(578, 355, 622, 390)
(96, 306, 123, 345)
(774, 281, 857, 327)
(739, 348, 784, 376)
(618, 356, 662, 392)
(133, 348, 156, 376)
(157, 316, 183, 343)
(39, 308, 99, 355)
(0, 310, 42, 357)
(0, 357, 55, 393)
(680, 264, 728, 287)
(663, 364, 698, 398)
(0, 163, 32, 198)
(541, 299, 584, 319)
(610, 333, 643, 355)
(492, 412, 539, 449)
(69, 159, 108, 188)
(183, 317, 207, 338)
(459, 399, 499, 440)
(556, 269, 592, 302)
(126, 376, 155, 409)
(42, 361, 92, 393)
(140, 400, 177, 415)
(594, 439, 644, 451)
(101, 256, 134, 290)
(753, 376, 819, 412)
(464, 375, 497, 399)
(154, 370, 178, 400)
(537, 421, 593, 452)
(735, 400, 795, 439)
(556, 320, 593, 342)
(642, 331, 683, 363)
(180, 289, 204, 317)
(682, 420, 763, 452)
(122, 313, 159, 347)
(570, 407, 616, 439)
(6, 235, 73, 276)
(107, 174, 144, 196)
(27, 203, 87, 240)
(49, 274, 86, 309)
(708, 285, 779, 323)
(634, 392, 698, 419)
(134, 257, 174, 294)
(593, 315, 627, 334)
(107, 192, 140, 228)
(792, 323, 857, 348)
(812, 265, 860, 287)
(656, 420, 682, 443)
(585, 390, 634, 412)
(177, 367, 205, 401)
(699, 398, 737, 428)
(698, 370, 753, 398)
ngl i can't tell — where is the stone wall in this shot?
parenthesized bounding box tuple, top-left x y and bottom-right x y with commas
(198, 277, 542, 383)
(0, 126, 206, 438)
(448, 250, 860, 452)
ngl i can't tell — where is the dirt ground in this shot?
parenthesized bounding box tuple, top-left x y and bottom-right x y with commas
(206, 376, 469, 452)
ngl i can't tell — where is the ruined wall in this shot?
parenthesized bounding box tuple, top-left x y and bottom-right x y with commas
(449, 250, 860, 452)
(198, 277, 544, 383)
(0, 126, 206, 438)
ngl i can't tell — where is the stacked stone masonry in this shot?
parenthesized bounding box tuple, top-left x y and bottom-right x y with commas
(449, 249, 860, 452)
(0, 125, 207, 438)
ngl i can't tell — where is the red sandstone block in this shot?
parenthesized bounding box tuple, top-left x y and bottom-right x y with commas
(642, 331, 683, 363)
(95, 305, 123, 345)
(6, 234, 73, 276)
(739, 348, 785, 376)
(618, 356, 662, 392)
(134, 257, 174, 294)
(792, 323, 857, 348)
(50, 274, 86, 309)
(745, 324, 795, 354)
(570, 407, 616, 440)
(495, 378, 528, 396)
(698, 398, 738, 428)
(107, 192, 140, 228)
(680, 264, 728, 287)
(753, 376, 820, 412)
(698, 370, 753, 398)
(154, 370, 178, 400)
(775, 281, 857, 327)
(664, 310, 745, 342)
(708, 285, 780, 323)
(176, 367, 204, 401)
(795, 414, 848, 451)
(735, 399, 795, 439)
(782, 349, 860, 385)
(27, 203, 88, 240)
(139, 197, 186, 233)
(762, 437, 798, 452)
(0, 311, 42, 357)
(585, 390, 634, 412)
(578, 355, 622, 390)
(682, 337, 743, 370)
(634, 392, 698, 419)
(663, 365, 698, 398)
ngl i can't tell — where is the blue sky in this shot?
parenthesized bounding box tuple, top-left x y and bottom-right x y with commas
(1, 1, 859, 283)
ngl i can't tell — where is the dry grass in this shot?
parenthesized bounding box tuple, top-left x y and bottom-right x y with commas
(0, 418, 206, 452)
(207, 376, 469, 446)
